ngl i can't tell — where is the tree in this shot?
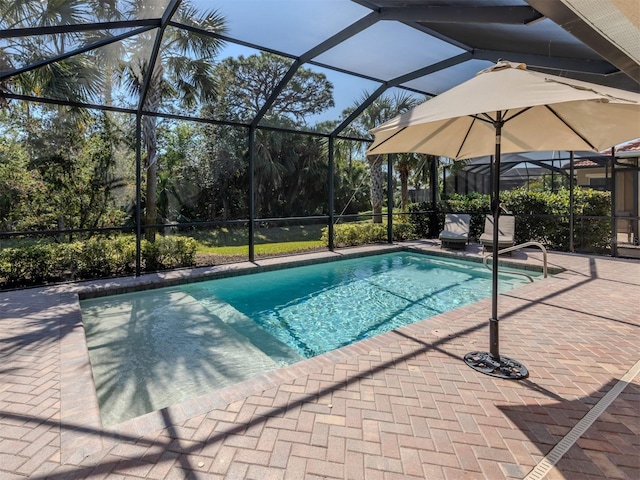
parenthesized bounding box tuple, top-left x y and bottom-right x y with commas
(0, 0, 104, 115)
(410, 154, 440, 204)
(155, 122, 202, 223)
(0, 106, 132, 233)
(212, 53, 334, 124)
(198, 52, 335, 219)
(190, 118, 249, 221)
(347, 92, 423, 222)
(0, 1, 134, 233)
(396, 153, 420, 211)
(324, 122, 372, 216)
(0, 136, 47, 232)
(117, 1, 226, 241)
(253, 130, 328, 217)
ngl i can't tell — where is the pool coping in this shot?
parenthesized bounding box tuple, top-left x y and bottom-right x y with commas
(76, 242, 560, 301)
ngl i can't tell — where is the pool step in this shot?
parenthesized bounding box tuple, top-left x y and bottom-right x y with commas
(183, 288, 304, 366)
(82, 289, 290, 426)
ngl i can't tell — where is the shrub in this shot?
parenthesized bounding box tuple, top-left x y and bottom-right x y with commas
(142, 236, 197, 270)
(75, 236, 136, 278)
(2, 243, 70, 285)
(408, 194, 490, 240)
(0, 235, 198, 289)
(501, 189, 557, 245)
(407, 203, 432, 238)
(501, 187, 610, 251)
(322, 222, 416, 247)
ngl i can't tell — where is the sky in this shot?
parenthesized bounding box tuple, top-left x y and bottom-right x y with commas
(189, 0, 476, 125)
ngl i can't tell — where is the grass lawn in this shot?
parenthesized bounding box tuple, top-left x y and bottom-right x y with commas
(0, 224, 327, 258)
(184, 223, 326, 257)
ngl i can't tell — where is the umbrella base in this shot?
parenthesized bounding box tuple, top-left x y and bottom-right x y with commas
(464, 351, 528, 380)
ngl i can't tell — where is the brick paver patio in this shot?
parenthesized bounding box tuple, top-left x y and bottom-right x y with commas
(1, 242, 638, 479)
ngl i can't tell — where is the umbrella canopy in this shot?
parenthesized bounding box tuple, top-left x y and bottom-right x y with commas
(367, 61, 640, 380)
(368, 61, 640, 159)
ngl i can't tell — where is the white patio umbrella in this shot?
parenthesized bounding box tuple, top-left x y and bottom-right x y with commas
(368, 61, 640, 379)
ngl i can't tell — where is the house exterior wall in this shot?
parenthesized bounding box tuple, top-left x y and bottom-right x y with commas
(575, 167, 609, 189)
(615, 161, 639, 246)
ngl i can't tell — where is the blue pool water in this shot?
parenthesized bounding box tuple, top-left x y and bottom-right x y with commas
(81, 251, 540, 425)
(184, 251, 535, 358)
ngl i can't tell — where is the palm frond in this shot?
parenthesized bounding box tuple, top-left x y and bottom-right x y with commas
(88, 0, 121, 22)
(0, 0, 40, 29)
(40, 0, 86, 27)
(125, 0, 165, 20)
(33, 56, 103, 103)
(164, 56, 217, 107)
(170, 2, 227, 58)
(83, 32, 127, 69)
(116, 60, 144, 96)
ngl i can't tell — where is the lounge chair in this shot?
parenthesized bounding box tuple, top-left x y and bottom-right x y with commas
(439, 214, 471, 249)
(479, 215, 515, 252)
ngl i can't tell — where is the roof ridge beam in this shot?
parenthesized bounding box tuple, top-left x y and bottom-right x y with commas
(0, 26, 155, 81)
(380, 6, 544, 25)
(389, 52, 472, 87)
(300, 11, 379, 63)
(528, 160, 570, 174)
(0, 19, 160, 39)
(472, 49, 619, 75)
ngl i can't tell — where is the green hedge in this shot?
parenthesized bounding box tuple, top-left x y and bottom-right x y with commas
(321, 187, 610, 252)
(0, 235, 197, 288)
(408, 187, 611, 251)
(142, 236, 198, 271)
(322, 222, 416, 247)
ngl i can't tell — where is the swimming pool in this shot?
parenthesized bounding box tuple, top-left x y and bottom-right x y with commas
(81, 251, 541, 425)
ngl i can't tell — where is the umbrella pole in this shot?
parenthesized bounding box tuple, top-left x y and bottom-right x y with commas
(489, 123, 501, 358)
(464, 113, 528, 380)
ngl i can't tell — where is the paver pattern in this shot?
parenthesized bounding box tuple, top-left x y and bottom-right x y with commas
(0, 242, 638, 479)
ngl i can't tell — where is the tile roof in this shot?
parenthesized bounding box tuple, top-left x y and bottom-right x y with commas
(571, 158, 605, 168)
(601, 138, 640, 155)
(561, 157, 609, 168)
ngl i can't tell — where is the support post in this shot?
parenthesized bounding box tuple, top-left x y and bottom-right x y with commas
(633, 159, 639, 245)
(442, 164, 446, 197)
(454, 166, 459, 193)
(248, 127, 256, 262)
(135, 114, 142, 277)
(569, 151, 575, 252)
(610, 147, 617, 257)
(430, 155, 439, 237)
(328, 136, 335, 251)
(489, 155, 494, 195)
(387, 154, 393, 243)
(489, 126, 501, 358)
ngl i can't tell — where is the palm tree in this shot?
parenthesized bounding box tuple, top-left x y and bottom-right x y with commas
(0, 0, 104, 112)
(349, 92, 422, 222)
(396, 152, 421, 211)
(117, 1, 226, 241)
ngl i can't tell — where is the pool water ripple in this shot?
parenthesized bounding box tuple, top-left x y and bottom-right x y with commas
(186, 252, 536, 358)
